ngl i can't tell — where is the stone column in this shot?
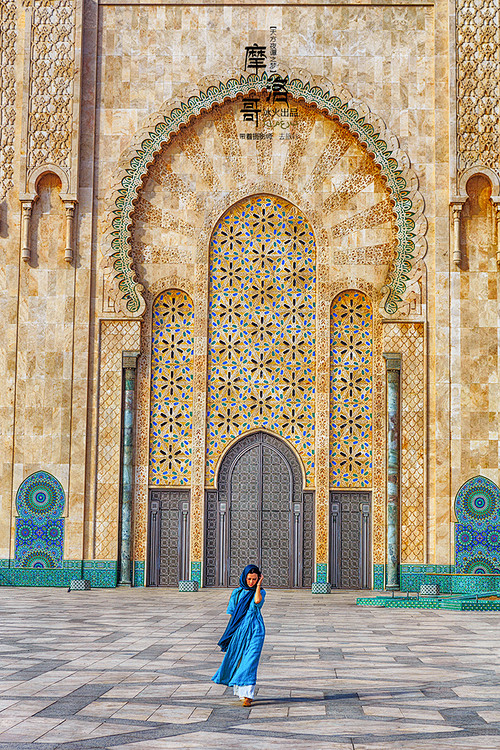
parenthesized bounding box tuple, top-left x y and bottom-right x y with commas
(492, 198, 500, 266)
(118, 350, 140, 586)
(450, 198, 466, 266)
(20, 200, 33, 262)
(63, 200, 77, 263)
(383, 353, 402, 590)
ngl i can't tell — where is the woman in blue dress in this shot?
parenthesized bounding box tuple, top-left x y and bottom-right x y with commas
(212, 564, 265, 706)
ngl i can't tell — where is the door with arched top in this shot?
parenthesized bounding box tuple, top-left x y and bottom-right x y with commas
(204, 432, 314, 588)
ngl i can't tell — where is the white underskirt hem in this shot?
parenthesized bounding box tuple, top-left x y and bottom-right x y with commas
(233, 684, 255, 699)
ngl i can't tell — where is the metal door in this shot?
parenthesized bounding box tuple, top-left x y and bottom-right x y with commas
(147, 489, 190, 586)
(261, 445, 292, 588)
(228, 444, 261, 583)
(227, 441, 292, 587)
(205, 432, 312, 587)
(330, 491, 371, 589)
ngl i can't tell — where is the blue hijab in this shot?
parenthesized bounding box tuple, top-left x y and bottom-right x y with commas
(217, 564, 261, 652)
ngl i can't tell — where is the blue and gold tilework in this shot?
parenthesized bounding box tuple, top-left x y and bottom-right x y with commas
(149, 290, 194, 486)
(14, 471, 65, 569)
(206, 195, 316, 484)
(455, 476, 500, 574)
(330, 291, 373, 487)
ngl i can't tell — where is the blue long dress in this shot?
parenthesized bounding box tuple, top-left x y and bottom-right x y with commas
(212, 587, 266, 687)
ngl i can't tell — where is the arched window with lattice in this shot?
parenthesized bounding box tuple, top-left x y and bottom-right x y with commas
(330, 291, 373, 487)
(149, 290, 194, 486)
(206, 195, 316, 485)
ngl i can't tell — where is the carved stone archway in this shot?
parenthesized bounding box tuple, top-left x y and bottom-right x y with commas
(103, 71, 427, 319)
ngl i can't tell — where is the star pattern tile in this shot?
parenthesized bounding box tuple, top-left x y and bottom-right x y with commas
(330, 291, 373, 487)
(207, 195, 316, 484)
(150, 290, 194, 485)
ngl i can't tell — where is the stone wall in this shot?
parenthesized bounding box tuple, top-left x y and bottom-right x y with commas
(0, 0, 498, 585)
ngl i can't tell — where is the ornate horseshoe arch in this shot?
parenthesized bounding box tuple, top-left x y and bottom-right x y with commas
(103, 71, 427, 318)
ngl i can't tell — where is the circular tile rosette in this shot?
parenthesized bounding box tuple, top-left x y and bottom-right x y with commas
(455, 527, 474, 551)
(16, 520, 34, 545)
(16, 472, 65, 520)
(455, 476, 500, 526)
(462, 556, 500, 575)
(20, 550, 58, 569)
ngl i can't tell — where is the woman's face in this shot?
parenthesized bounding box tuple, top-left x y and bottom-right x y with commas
(246, 572, 259, 587)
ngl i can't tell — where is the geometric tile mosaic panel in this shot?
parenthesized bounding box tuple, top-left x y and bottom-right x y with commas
(14, 520, 64, 569)
(455, 476, 500, 574)
(14, 471, 65, 569)
(383, 322, 425, 563)
(95, 319, 141, 561)
(206, 195, 316, 484)
(455, 475, 500, 527)
(330, 291, 373, 487)
(16, 470, 65, 520)
(150, 290, 194, 485)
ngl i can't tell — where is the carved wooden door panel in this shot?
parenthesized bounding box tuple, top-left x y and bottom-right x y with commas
(330, 491, 371, 589)
(147, 489, 190, 586)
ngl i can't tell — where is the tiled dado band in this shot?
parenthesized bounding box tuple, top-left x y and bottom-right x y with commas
(0, 560, 145, 588)
(9, 560, 493, 594)
(373, 565, 500, 595)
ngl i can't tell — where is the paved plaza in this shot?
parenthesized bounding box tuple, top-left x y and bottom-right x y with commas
(0, 588, 499, 749)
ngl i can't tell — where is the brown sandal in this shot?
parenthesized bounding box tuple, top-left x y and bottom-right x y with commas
(242, 697, 252, 707)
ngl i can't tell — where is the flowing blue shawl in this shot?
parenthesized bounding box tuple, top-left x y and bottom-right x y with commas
(217, 564, 261, 652)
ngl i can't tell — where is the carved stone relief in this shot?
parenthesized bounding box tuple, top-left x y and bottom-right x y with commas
(456, 0, 500, 176)
(0, 0, 17, 203)
(104, 73, 427, 319)
(27, 0, 76, 180)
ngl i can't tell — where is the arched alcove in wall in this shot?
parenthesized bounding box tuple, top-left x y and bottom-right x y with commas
(461, 174, 495, 271)
(97, 78, 428, 584)
(30, 173, 65, 267)
(127, 97, 397, 303)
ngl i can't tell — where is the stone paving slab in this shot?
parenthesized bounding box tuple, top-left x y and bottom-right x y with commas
(0, 588, 499, 748)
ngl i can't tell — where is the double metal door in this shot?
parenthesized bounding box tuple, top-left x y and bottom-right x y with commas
(227, 442, 292, 587)
(147, 489, 190, 586)
(205, 432, 313, 588)
(330, 491, 371, 589)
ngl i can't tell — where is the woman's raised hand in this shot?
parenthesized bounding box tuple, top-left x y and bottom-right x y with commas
(254, 573, 264, 603)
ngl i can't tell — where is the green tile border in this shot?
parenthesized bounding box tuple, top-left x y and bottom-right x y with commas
(373, 563, 384, 589)
(133, 561, 145, 587)
(357, 593, 500, 611)
(370, 565, 497, 595)
(315, 563, 327, 583)
(82, 561, 118, 588)
(0, 559, 119, 588)
(190, 561, 202, 586)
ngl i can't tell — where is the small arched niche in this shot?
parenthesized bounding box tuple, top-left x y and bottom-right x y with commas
(461, 174, 495, 271)
(30, 173, 65, 267)
(22, 167, 76, 265)
(452, 166, 500, 270)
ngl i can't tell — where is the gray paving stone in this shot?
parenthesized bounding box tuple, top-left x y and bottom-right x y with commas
(0, 589, 499, 748)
